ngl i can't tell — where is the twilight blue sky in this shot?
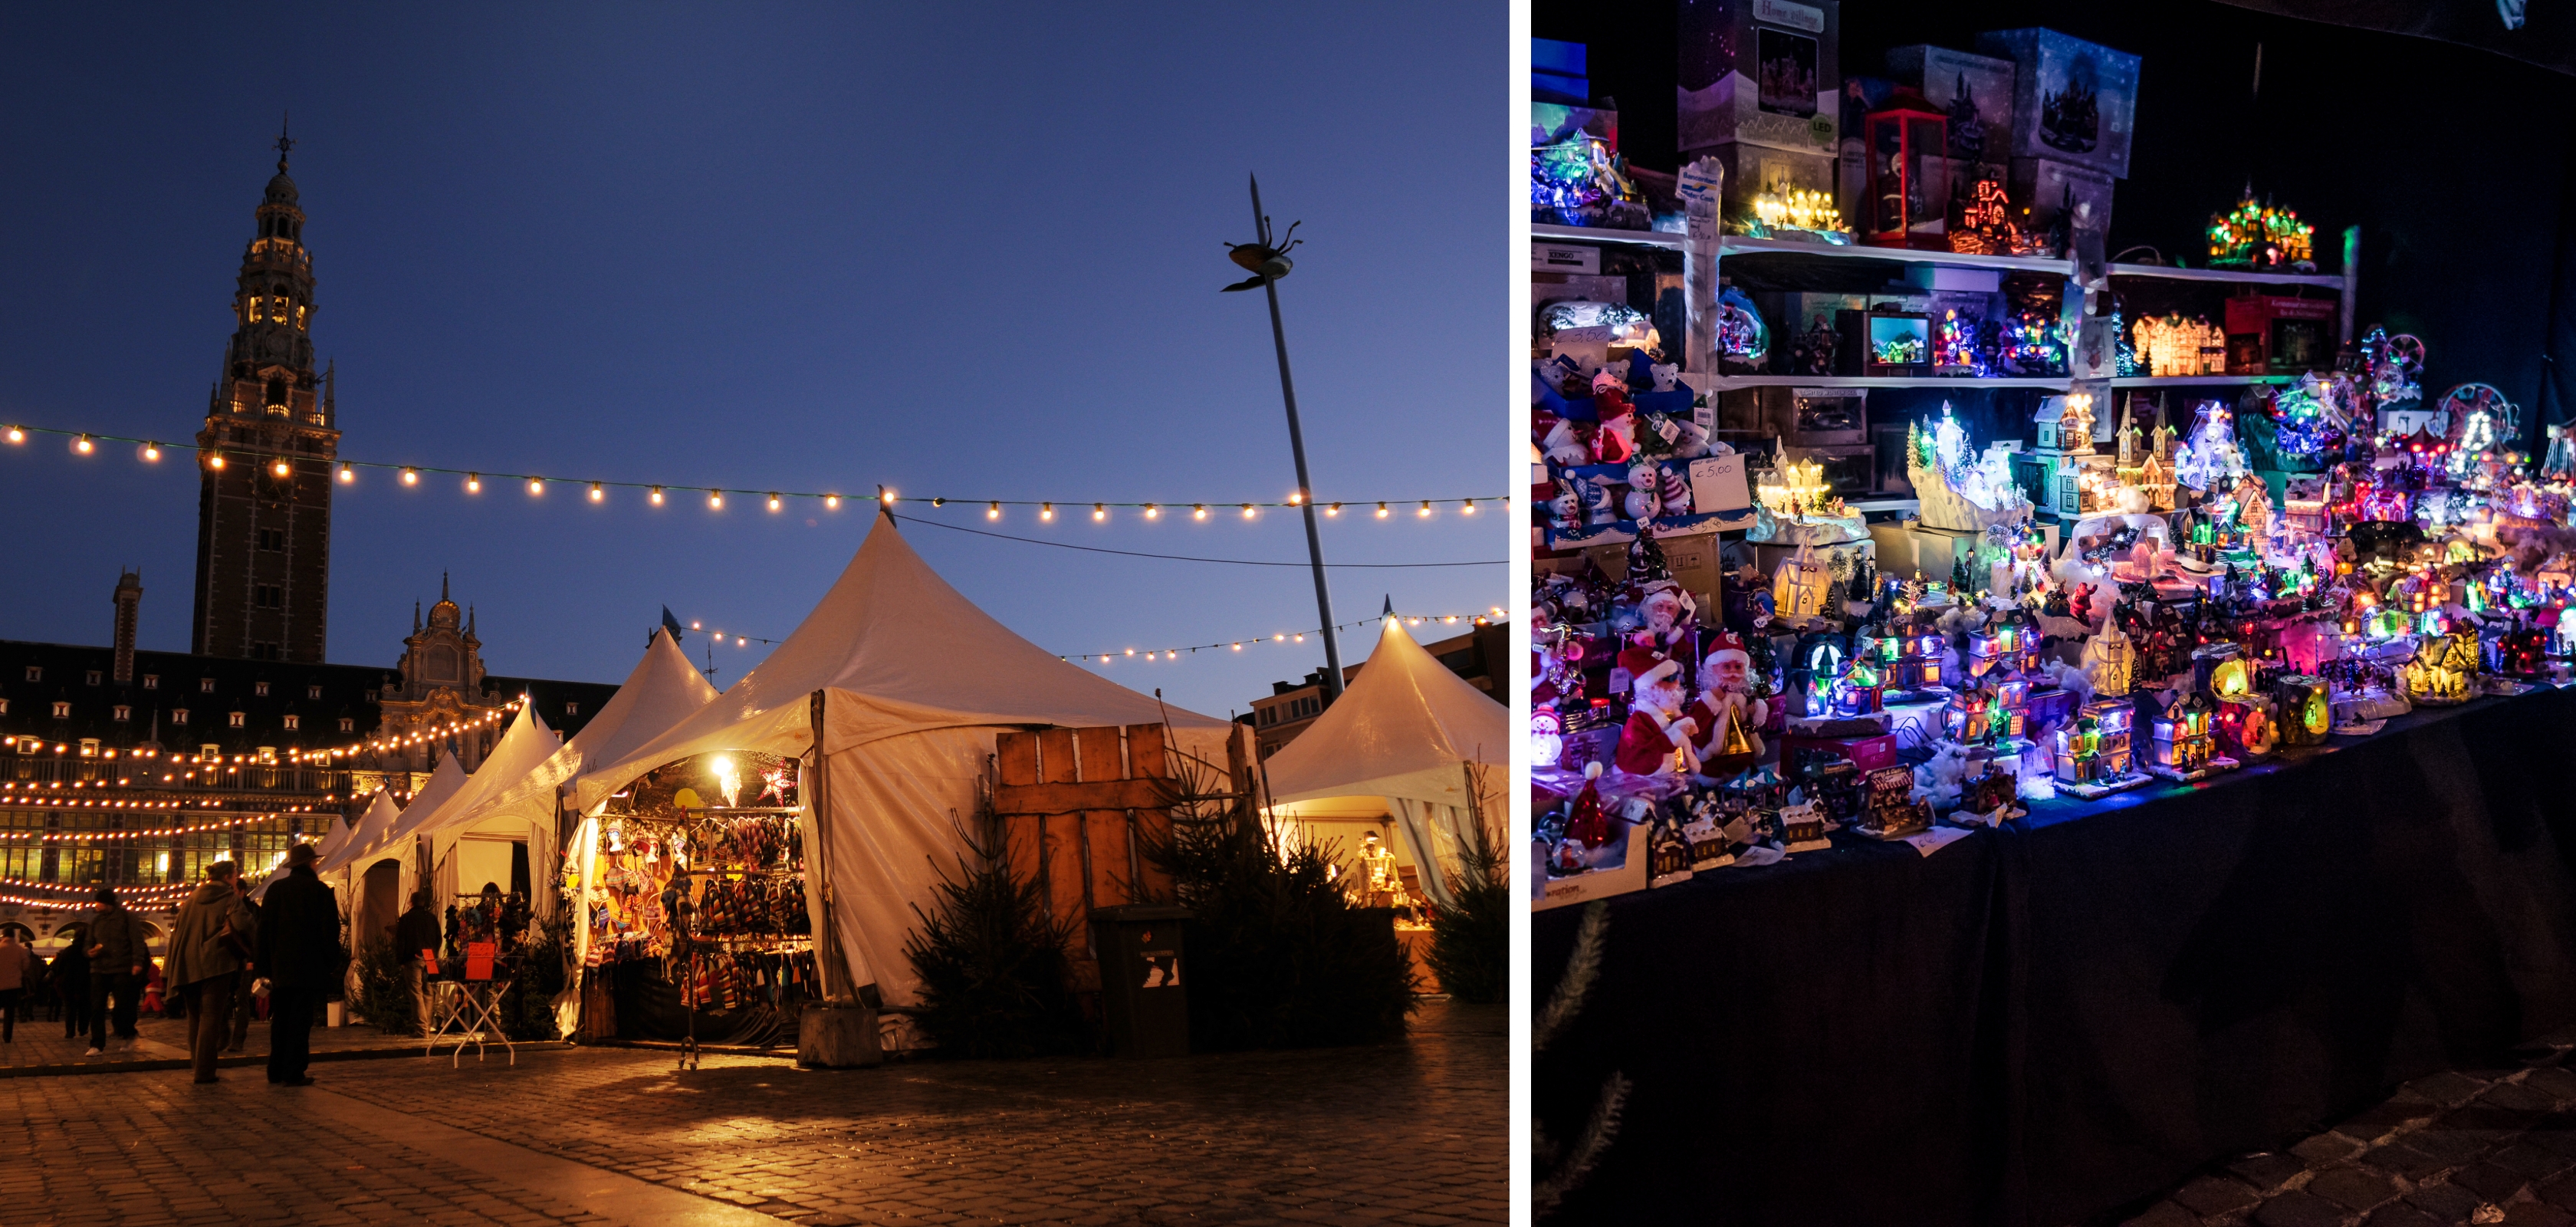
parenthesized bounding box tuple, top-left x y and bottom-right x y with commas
(0, 3, 1507, 720)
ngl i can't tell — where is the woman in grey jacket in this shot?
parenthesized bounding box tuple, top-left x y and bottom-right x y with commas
(165, 861, 257, 1084)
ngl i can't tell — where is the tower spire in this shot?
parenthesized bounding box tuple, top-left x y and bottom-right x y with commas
(276, 111, 293, 172)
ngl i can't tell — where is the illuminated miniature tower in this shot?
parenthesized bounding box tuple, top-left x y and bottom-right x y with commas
(192, 130, 339, 663)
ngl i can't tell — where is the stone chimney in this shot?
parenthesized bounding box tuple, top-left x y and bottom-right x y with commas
(113, 570, 143, 683)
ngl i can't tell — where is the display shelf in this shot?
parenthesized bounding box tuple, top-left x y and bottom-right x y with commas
(2108, 374, 2298, 387)
(2107, 262, 2348, 288)
(1701, 373, 2073, 390)
(1531, 222, 1686, 249)
(1719, 235, 2070, 274)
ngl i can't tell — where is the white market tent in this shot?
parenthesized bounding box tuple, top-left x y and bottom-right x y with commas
(573, 513, 1231, 1008)
(333, 751, 468, 929)
(421, 630, 719, 919)
(253, 784, 383, 900)
(1259, 614, 1508, 910)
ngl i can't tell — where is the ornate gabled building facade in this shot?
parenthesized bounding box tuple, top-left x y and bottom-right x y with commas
(376, 575, 521, 775)
(192, 133, 339, 665)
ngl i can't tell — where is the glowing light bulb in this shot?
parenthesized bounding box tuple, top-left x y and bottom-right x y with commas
(208, 452, 224, 469)
(708, 490, 723, 509)
(1327, 502, 1342, 517)
(1461, 498, 1477, 514)
(1274, 633, 1285, 642)
(987, 502, 1001, 520)
(1288, 491, 1303, 505)
(1191, 504, 1209, 521)
(1293, 633, 1306, 642)
(650, 486, 664, 505)
(272, 459, 291, 477)
(768, 493, 783, 512)
(879, 488, 895, 505)
(1040, 503, 1053, 521)
(1241, 503, 1256, 518)
(932, 497, 945, 507)
(1231, 643, 1242, 650)
(466, 473, 481, 493)
(1145, 504, 1160, 519)
(527, 478, 544, 496)
(1418, 501, 1432, 517)
(74, 435, 93, 455)
(824, 494, 840, 509)
(141, 442, 160, 462)
(589, 482, 604, 502)
(1092, 504, 1106, 521)
(401, 468, 417, 485)
(1375, 502, 1390, 518)
(1125, 648, 1135, 656)
(337, 463, 353, 483)
(2, 426, 18, 443)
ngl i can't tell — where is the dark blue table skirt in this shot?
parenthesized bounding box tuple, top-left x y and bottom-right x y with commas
(1533, 684, 2576, 1226)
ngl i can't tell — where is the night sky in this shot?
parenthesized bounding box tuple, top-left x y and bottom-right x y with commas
(0, 3, 1506, 722)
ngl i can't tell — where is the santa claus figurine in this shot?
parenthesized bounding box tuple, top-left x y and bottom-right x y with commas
(1687, 631, 1769, 775)
(1613, 660, 1700, 777)
(1614, 582, 1697, 692)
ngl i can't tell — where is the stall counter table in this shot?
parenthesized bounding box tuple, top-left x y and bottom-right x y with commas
(1534, 684, 2576, 1226)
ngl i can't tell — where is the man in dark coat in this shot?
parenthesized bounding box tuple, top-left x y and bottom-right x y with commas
(83, 887, 152, 1056)
(255, 843, 341, 1086)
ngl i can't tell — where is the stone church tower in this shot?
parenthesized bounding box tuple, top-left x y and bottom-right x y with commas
(192, 132, 339, 664)
(374, 575, 514, 774)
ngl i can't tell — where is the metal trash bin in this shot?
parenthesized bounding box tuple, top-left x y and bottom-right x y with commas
(1091, 904, 1191, 1058)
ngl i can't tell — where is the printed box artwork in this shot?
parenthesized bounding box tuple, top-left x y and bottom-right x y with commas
(2009, 155, 2115, 236)
(1975, 28, 2141, 179)
(1884, 45, 2016, 166)
(1689, 140, 1836, 224)
(1678, 0, 1842, 156)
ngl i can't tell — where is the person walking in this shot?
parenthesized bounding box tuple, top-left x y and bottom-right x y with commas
(0, 929, 41, 1044)
(165, 860, 256, 1084)
(254, 844, 340, 1086)
(53, 934, 90, 1040)
(394, 890, 441, 1035)
(83, 887, 150, 1056)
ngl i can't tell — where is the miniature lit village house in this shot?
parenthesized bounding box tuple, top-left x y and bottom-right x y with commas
(2147, 689, 2217, 780)
(2054, 698, 2144, 796)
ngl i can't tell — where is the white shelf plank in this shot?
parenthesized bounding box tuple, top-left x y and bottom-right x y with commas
(2108, 374, 2298, 387)
(1718, 235, 2072, 274)
(1530, 222, 1686, 248)
(1703, 374, 2070, 390)
(2107, 262, 2346, 288)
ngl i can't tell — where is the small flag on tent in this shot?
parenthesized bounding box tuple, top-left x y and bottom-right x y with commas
(662, 605, 685, 643)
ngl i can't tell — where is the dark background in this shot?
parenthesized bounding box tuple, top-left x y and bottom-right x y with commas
(1536, 0, 2576, 446)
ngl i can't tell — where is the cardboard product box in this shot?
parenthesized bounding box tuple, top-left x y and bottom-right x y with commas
(1533, 102, 1618, 152)
(1679, 0, 1842, 158)
(2223, 294, 2339, 374)
(1975, 28, 2141, 179)
(1687, 140, 1836, 229)
(1835, 74, 1892, 230)
(1884, 44, 2017, 166)
(2009, 156, 2114, 239)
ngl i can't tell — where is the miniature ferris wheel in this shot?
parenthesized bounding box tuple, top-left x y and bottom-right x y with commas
(2433, 383, 2518, 473)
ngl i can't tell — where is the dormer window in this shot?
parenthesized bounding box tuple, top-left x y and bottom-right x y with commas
(112, 706, 130, 722)
(85, 670, 101, 686)
(22, 667, 38, 683)
(281, 715, 299, 731)
(143, 675, 159, 690)
(255, 682, 270, 698)
(199, 678, 215, 693)
(307, 686, 321, 700)
(172, 709, 189, 725)
(228, 712, 246, 729)
(51, 702, 70, 719)
(338, 718, 353, 732)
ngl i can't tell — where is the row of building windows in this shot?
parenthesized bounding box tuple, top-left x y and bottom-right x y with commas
(1256, 696, 1323, 726)
(21, 668, 335, 701)
(6, 702, 350, 732)
(0, 810, 313, 887)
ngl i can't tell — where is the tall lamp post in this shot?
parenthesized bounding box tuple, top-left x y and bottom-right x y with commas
(1225, 175, 1345, 699)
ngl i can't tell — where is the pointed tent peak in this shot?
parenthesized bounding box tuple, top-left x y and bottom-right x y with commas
(1260, 613, 1509, 807)
(1382, 594, 1395, 617)
(575, 516, 1223, 811)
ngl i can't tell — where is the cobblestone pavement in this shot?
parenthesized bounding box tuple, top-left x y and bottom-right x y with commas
(1, 1000, 1505, 1226)
(2120, 1025, 2576, 1227)
(0, 1008, 419, 1071)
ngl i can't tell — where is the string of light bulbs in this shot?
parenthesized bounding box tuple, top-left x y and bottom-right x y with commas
(1066, 610, 1509, 666)
(662, 609, 1509, 661)
(0, 814, 314, 842)
(2, 423, 1500, 521)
